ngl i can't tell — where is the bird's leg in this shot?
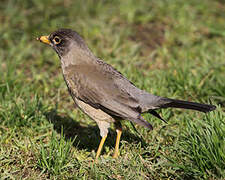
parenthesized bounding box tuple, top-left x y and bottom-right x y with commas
(95, 135, 107, 160)
(113, 122, 122, 158)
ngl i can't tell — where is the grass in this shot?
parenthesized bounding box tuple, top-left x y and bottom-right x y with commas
(0, 0, 225, 179)
(36, 129, 76, 175)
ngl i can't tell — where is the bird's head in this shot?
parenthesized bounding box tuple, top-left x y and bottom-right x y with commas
(37, 29, 89, 58)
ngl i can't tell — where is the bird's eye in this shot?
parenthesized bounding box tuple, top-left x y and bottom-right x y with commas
(53, 36, 61, 44)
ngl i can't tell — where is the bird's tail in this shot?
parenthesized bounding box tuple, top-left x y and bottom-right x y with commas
(144, 97, 216, 123)
(160, 98, 216, 113)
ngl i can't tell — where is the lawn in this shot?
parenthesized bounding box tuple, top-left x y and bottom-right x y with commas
(0, 0, 224, 179)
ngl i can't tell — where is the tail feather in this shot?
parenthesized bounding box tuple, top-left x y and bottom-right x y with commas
(160, 98, 216, 113)
(148, 110, 167, 123)
(144, 96, 216, 124)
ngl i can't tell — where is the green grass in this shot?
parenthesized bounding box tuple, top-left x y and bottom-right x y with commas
(36, 129, 76, 175)
(0, 0, 225, 179)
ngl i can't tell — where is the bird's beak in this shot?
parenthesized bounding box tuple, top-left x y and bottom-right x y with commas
(36, 35, 51, 45)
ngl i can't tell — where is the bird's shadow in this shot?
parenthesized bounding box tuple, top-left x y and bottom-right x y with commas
(44, 108, 147, 152)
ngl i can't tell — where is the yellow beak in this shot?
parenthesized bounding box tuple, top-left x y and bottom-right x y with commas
(36, 35, 51, 45)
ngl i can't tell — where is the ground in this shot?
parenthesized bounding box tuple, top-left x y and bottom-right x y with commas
(0, 0, 225, 179)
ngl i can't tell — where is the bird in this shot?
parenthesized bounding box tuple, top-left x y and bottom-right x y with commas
(37, 29, 216, 159)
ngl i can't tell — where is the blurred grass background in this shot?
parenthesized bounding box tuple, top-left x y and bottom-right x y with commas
(0, 0, 225, 179)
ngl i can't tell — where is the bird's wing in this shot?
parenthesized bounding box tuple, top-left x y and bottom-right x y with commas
(64, 63, 153, 129)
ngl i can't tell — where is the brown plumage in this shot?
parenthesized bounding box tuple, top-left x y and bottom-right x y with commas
(37, 29, 216, 159)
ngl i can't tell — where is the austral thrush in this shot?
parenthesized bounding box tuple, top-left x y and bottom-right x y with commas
(37, 29, 216, 159)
